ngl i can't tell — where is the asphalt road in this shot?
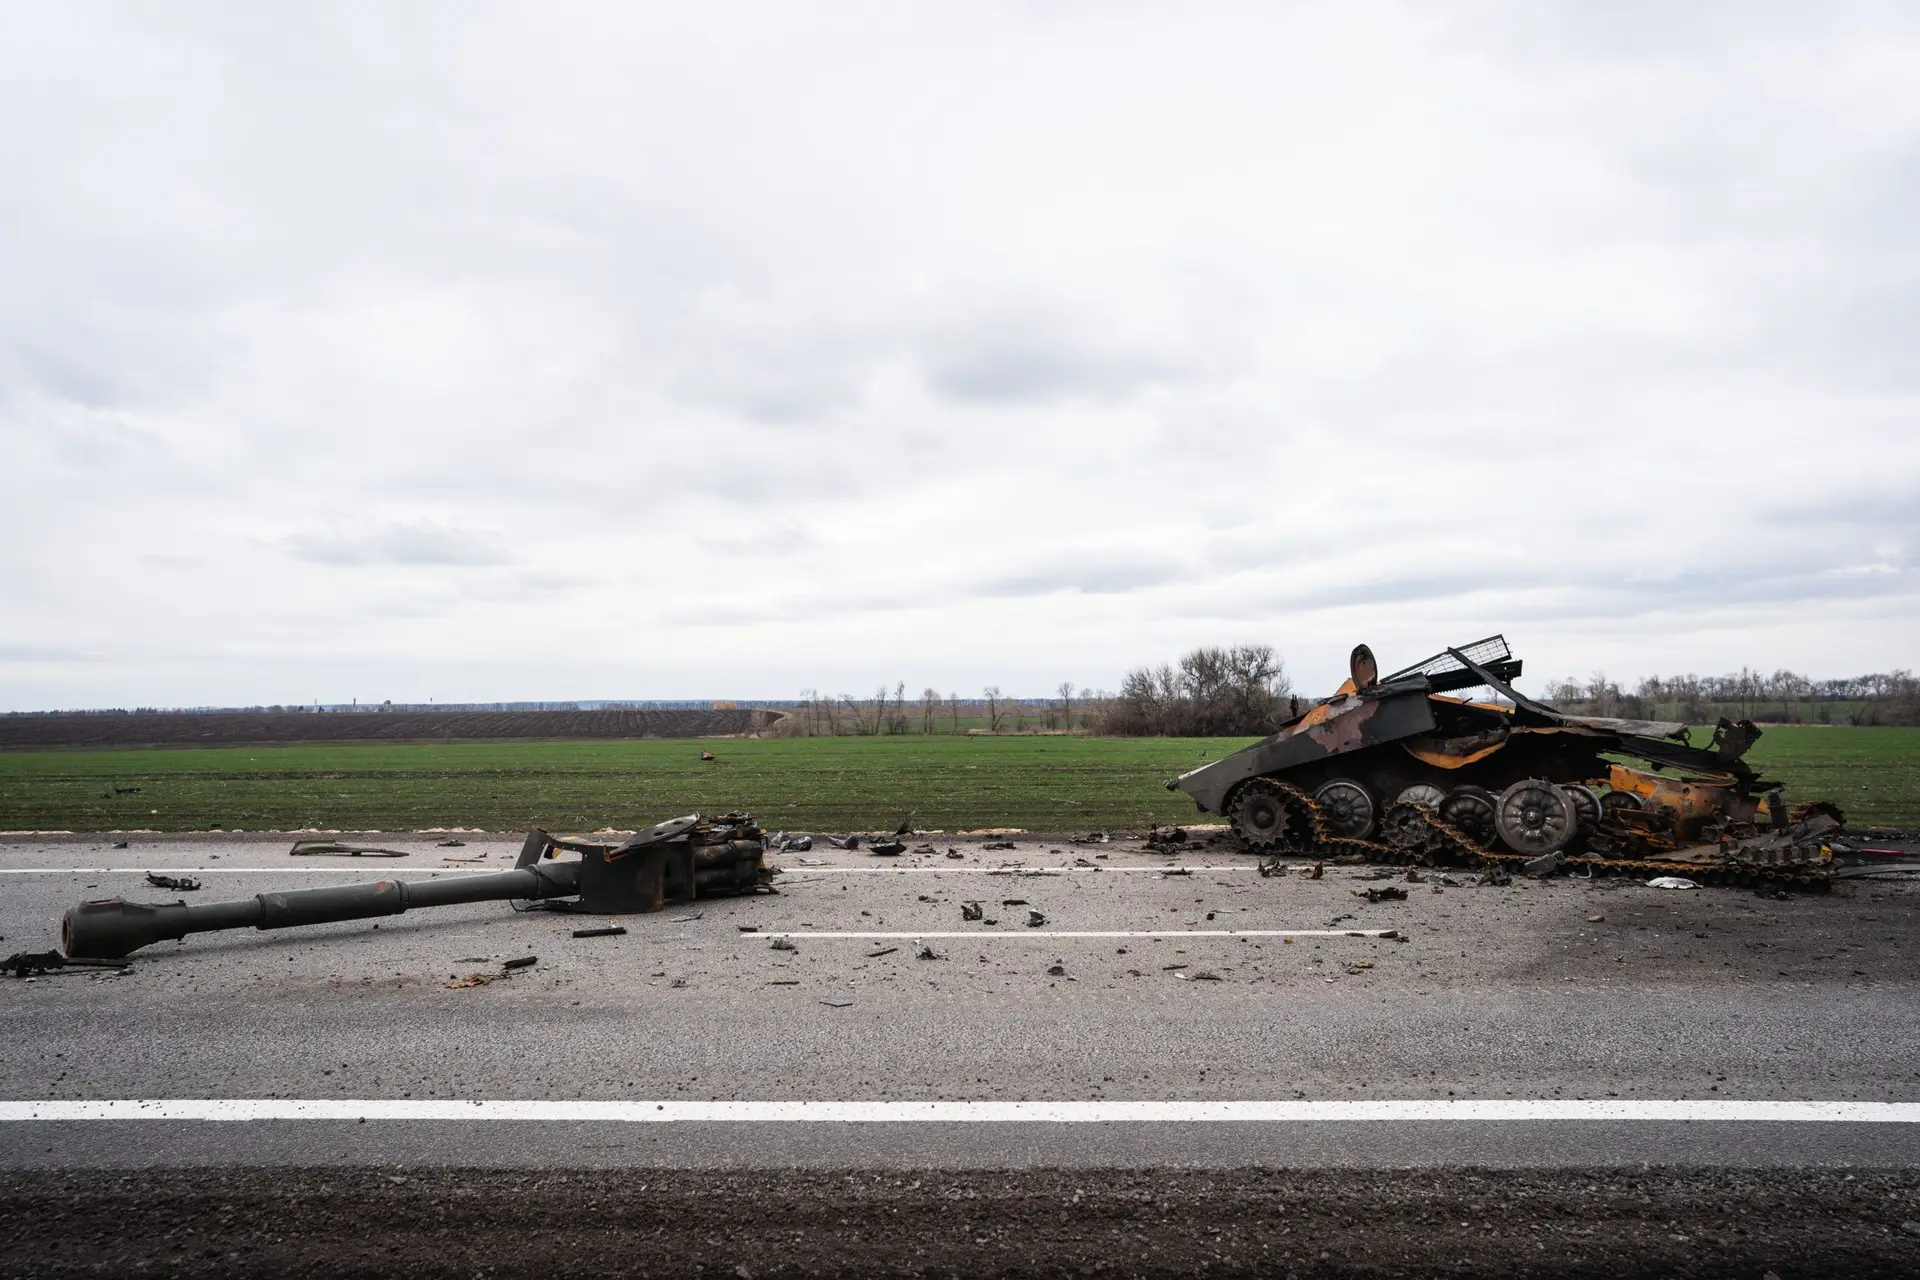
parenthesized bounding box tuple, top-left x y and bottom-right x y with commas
(4, 832, 1918, 1275)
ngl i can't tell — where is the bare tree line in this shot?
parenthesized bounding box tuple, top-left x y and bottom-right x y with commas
(779, 684, 1105, 736)
(1544, 668, 1920, 726)
(777, 645, 1295, 739)
(1095, 644, 1293, 737)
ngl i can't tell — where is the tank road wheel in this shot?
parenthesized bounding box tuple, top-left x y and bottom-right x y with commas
(1438, 785, 1498, 848)
(1495, 779, 1577, 856)
(1380, 802, 1431, 851)
(1560, 785, 1602, 849)
(1599, 789, 1643, 818)
(1229, 780, 1315, 854)
(1395, 783, 1448, 812)
(1314, 779, 1378, 840)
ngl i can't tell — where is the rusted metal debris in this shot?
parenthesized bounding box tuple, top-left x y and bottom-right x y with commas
(1172, 634, 1860, 891)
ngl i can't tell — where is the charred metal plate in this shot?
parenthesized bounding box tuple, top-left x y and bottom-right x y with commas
(1171, 691, 1436, 814)
(614, 814, 700, 854)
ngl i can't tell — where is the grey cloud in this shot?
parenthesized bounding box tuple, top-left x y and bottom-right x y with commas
(515, 570, 597, 594)
(0, 643, 92, 662)
(973, 552, 1187, 599)
(671, 362, 865, 424)
(284, 523, 511, 567)
(924, 316, 1182, 404)
(695, 522, 814, 557)
(1197, 555, 1914, 626)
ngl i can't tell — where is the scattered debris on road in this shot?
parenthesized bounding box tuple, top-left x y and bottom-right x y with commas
(868, 839, 907, 857)
(1026, 910, 1048, 927)
(502, 955, 537, 971)
(143, 872, 200, 892)
(961, 902, 984, 921)
(866, 946, 899, 959)
(572, 926, 626, 938)
(1353, 885, 1408, 902)
(3, 950, 130, 979)
(436, 839, 466, 847)
(771, 938, 797, 951)
(1522, 851, 1563, 876)
(982, 840, 1016, 851)
(826, 834, 862, 850)
(1647, 877, 1701, 891)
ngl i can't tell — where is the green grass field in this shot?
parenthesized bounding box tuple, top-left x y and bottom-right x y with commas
(0, 725, 1914, 834)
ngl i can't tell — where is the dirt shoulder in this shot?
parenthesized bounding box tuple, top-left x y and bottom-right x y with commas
(3, 1166, 1917, 1278)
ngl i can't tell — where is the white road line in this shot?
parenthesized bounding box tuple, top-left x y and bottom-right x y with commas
(1, 1100, 1914, 1123)
(755, 929, 1393, 939)
(788, 867, 1256, 874)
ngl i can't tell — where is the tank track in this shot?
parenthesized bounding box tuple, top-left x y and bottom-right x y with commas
(1244, 778, 1833, 893)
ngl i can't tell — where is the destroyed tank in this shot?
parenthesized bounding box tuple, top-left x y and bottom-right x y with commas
(1167, 636, 1800, 880)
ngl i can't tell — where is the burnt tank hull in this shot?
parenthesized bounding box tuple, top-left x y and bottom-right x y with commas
(1169, 636, 1773, 860)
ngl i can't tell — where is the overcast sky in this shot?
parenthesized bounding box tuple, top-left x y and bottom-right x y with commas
(3, 2, 1916, 710)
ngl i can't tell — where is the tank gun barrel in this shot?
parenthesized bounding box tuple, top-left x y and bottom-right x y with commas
(50, 816, 770, 959)
(64, 863, 582, 959)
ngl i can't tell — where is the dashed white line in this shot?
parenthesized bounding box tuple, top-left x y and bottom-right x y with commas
(755, 929, 1393, 940)
(1, 1100, 1914, 1123)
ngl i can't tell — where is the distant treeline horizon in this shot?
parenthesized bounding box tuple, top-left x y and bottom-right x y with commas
(8, 663, 1916, 730)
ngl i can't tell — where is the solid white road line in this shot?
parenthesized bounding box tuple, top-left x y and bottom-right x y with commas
(1, 1100, 1915, 1123)
(756, 930, 1393, 939)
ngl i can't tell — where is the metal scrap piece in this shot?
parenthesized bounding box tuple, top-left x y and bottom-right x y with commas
(4, 950, 131, 978)
(289, 841, 408, 858)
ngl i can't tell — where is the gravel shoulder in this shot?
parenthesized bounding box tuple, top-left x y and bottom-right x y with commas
(4, 1166, 1919, 1278)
